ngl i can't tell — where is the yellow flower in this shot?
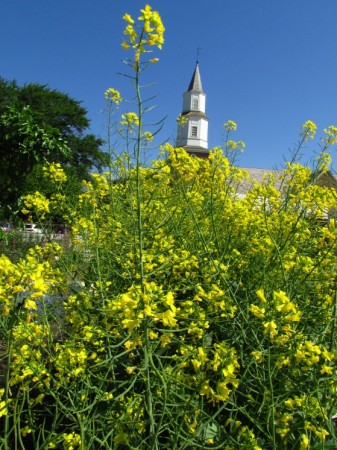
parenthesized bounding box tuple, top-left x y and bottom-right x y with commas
(301, 120, 317, 140)
(299, 434, 309, 449)
(251, 351, 263, 363)
(249, 304, 265, 318)
(120, 112, 140, 129)
(43, 162, 67, 183)
(21, 426, 32, 437)
(22, 191, 50, 217)
(126, 366, 137, 375)
(256, 289, 267, 303)
(284, 398, 294, 409)
(314, 427, 329, 440)
(139, 4, 153, 21)
(0, 400, 8, 417)
(143, 131, 154, 142)
(224, 120, 237, 132)
(149, 330, 158, 340)
(284, 311, 301, 322)
(323, 125, 337, 145)
(144, 304, 153, 316)
(176, 114, 188, 126)
(263, 321, 278, 337)
(24, 299, 38, 310)
(159, 309, 177, 328)
(123, 13, 134, 24)
(123, 24, 138, 47)
(105, 87, 122, 105)
(273, 290, 289, 303)
(320, 364, 333, 375)
(192, 359, 202, 371)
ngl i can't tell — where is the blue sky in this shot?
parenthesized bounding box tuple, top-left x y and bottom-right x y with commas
(2, 0, 337, 169)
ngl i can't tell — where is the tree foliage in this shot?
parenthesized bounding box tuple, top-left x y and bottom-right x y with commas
(0, 78, 89, 137)
(0, 78, 108, 217)
(0, 106, 69, 216)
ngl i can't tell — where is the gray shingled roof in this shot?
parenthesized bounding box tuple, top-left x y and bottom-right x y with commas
(236, 168, 283, 196)
(236, 167, 337, 196)
(188, 63, 203, 92)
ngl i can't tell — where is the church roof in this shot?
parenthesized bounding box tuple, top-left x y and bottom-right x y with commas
(187, 63, 203, 92)
(236, 168, 283, 196)
(236, 167, 337, 196)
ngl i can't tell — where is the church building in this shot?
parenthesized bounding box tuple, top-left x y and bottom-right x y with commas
(175, 63, 337, 202)
(176, 62, 209, 158)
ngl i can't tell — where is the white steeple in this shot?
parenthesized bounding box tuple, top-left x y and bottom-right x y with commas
(176, 62, 209, 158)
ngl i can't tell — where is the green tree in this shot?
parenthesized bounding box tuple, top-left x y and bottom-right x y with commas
(0, 78, 90, 137)
(0, 78, 108, 217)
(0, 105, 69, 217)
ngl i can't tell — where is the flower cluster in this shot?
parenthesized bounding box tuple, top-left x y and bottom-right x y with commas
(42, 162, 67, 183)
(11, 142, 337, 447)
(105, 87, 123, 105)
(122, 4, 165, 68)
(21, 191, 50, 219)
(301, 120, 317, 140)
(120, 111, 140, 129)
(323, 125, 337, 145)
(224, 120, 237, 132)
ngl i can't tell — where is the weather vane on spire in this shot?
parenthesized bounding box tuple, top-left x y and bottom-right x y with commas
(196, 47, 201, 64)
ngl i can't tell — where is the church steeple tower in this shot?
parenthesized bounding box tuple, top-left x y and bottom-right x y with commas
(176, 62, 209, 158)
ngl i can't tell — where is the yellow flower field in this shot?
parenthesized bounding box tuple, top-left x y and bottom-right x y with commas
(1, 5, 337, 449)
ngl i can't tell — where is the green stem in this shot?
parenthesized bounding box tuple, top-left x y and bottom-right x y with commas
(3, 312, 17, 450)
(267, 341, 276, 449)
(134, 52, 156, 449)
(329, 284, 337, 353)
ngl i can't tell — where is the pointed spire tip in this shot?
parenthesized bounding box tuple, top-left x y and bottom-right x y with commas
(187, 62, 203, 92)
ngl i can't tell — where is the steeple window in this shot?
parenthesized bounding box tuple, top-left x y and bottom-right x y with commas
(192, 96, 199, 110)
(191, 126, 198, 137)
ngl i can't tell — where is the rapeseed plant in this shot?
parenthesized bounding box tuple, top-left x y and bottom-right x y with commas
(2, 4, 337, 449)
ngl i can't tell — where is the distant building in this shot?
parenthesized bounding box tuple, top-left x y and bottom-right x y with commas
(176, 62, 209, 158)
(176, 63, 337, 206)
(237, 168, 337, 197)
